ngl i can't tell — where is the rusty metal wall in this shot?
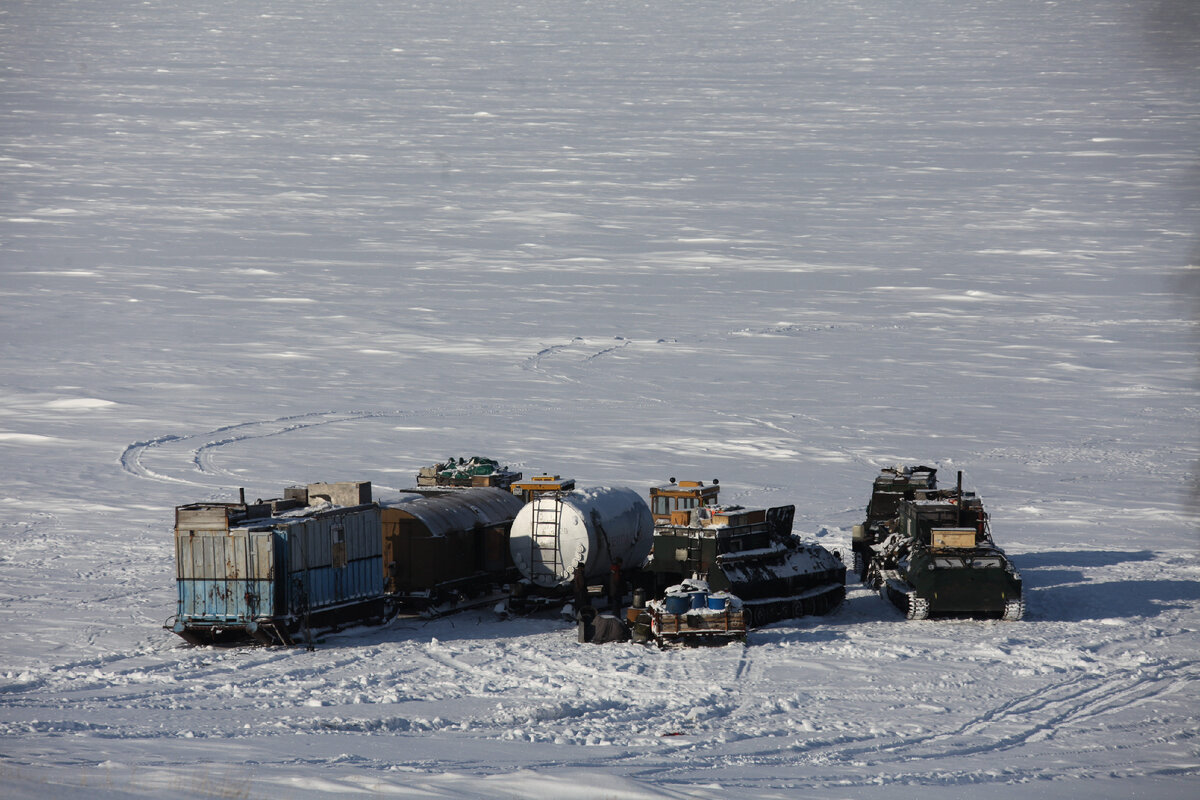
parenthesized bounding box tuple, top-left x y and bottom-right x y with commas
(174, 530, 277, 620)
(175, 529, 274, 580)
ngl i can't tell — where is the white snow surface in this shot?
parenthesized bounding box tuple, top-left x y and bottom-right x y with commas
(2, 0, 1198, 798)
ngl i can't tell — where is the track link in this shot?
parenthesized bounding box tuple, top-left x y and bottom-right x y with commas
(1002, 597, 1026, 621)
(906, 595, 930, 620)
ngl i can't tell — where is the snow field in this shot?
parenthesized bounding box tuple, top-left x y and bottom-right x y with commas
(2, 0, 1198, 797)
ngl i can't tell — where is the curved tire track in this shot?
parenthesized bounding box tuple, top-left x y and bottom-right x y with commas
(119, 410, 406, 487)
(118, 405, 530, 490)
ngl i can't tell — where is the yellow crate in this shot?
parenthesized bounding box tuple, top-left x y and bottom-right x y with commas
(931, 528, 976, 549)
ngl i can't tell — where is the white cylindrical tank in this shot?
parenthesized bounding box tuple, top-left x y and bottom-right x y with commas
(509, 487, 653, 589)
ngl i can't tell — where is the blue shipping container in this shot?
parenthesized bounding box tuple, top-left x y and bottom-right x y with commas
(169, 491, 383, 646)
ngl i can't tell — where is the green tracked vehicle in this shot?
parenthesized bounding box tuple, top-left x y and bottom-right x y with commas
(645, 479, 846, 628)
(858, 468, 1024, 621)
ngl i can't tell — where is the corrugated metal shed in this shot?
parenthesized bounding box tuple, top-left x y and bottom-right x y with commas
(172, 500, 383, 643)
(380, 487, 525, 537)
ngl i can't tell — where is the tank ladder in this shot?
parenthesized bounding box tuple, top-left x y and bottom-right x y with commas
(529, 494, 565, 584)
(684, 534, 705, 576)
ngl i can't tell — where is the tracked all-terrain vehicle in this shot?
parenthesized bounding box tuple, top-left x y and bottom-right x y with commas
(646, 480, 846, 627)
(857, 468, 1023, 620)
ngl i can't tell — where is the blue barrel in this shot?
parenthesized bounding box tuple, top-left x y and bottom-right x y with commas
(689, 591, 708, 609)
(707, 594, 727, 610)
(664, 593, 691, 615)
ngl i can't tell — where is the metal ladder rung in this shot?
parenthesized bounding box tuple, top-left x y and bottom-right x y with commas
(529, 495, 565, 578)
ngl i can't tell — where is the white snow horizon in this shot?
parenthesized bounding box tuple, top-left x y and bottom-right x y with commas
(2, 1, 1198, 798)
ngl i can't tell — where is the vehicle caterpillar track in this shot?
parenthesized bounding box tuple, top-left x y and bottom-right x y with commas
(1002, 597, 1026, 621)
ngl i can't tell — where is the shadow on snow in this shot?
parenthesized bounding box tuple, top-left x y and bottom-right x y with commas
(1027, 579, 1200, 622)
(1014, 549, 1157, 569)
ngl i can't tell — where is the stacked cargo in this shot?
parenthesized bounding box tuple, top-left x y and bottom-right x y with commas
(850, 465, 938, 578)
(638, 578, 747, 647)
(416, 456, 522, 491)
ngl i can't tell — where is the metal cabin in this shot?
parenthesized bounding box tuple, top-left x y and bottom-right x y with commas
(168, 481, 383, 646)
(650, 505, 787, 585)
(649, 478, 721, 524)
(380, 487, 525, 612)
(509, 474, 576, 503)
(897, 490, 987, 548)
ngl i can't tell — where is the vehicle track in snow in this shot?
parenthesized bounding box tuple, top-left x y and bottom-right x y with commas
(520, 336, 634, 380)
(875, 658, 1200, 762)
(117, 406, 523, 491)
(118, 432, 203, 486)
(398, 631, 736, 743)
(189, 412, 397, 478)
(619, 645, 1200, 789)
(119, 411, 398, 487)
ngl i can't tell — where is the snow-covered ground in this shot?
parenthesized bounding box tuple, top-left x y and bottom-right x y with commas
(2, 0, 1197, 797)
